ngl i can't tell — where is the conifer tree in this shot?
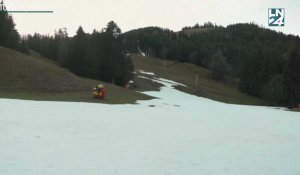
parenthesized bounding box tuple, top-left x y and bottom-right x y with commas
(0, 0, 20, 49)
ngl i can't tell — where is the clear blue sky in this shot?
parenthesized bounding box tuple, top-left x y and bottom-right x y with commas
(8, 0, 300, 36)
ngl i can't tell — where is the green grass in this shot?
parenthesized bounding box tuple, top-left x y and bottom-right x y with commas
(132, 54, 266, 106)
(0, 47, 152, 104)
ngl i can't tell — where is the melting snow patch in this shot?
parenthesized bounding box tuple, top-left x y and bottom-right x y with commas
(153, 77, 187, 87)
(138, 75, 154, 81)
(137, 76, 187, 89)
(138, 70, 155, 76)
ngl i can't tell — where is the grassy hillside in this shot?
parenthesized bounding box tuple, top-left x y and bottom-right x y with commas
(0, 47, 151, 104)
(0, 47, 266, 105)
(132, 54, 266, 106)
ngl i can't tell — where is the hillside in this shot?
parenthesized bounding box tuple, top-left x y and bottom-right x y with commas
(132, 54, 265, 105)
(0, 47, 151, 104)
(123, 24, 300, 107)
(0, 46, 265, 105)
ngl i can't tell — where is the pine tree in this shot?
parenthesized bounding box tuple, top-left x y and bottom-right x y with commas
(55, 28, 69, 66)
(0, 0, 20, 49)
(209, 51, 230, 80)
(69, 26, 88, 75)
(104, 21, 133, 85)
(283, 48, 300, 108)
(105, 21, 121, 38)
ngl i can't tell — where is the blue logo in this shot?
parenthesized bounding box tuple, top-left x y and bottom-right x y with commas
(269, 8, 285, 27)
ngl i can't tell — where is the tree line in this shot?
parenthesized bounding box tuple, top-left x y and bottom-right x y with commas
(0, 1, 28, 53)
(122, 23, 300, 108)
(182, 21, 220, 31)
(24, 21, 134, 86)
(1, 1, 133, 86)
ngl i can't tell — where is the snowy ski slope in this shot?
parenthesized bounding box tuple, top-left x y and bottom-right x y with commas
(1, 76, 300, 175)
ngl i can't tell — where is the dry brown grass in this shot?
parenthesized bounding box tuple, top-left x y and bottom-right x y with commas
(0, 47, 151, 104)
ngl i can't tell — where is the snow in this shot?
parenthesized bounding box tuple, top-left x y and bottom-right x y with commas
(1, 78, 300, 175)
(138, 46, 146, 57)
(153, 77, 187, 87)
(138, 70, 155, 76)
(137, 76, 186, 89)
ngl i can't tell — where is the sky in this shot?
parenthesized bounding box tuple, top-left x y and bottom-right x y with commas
(6, 0, 300, 36)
